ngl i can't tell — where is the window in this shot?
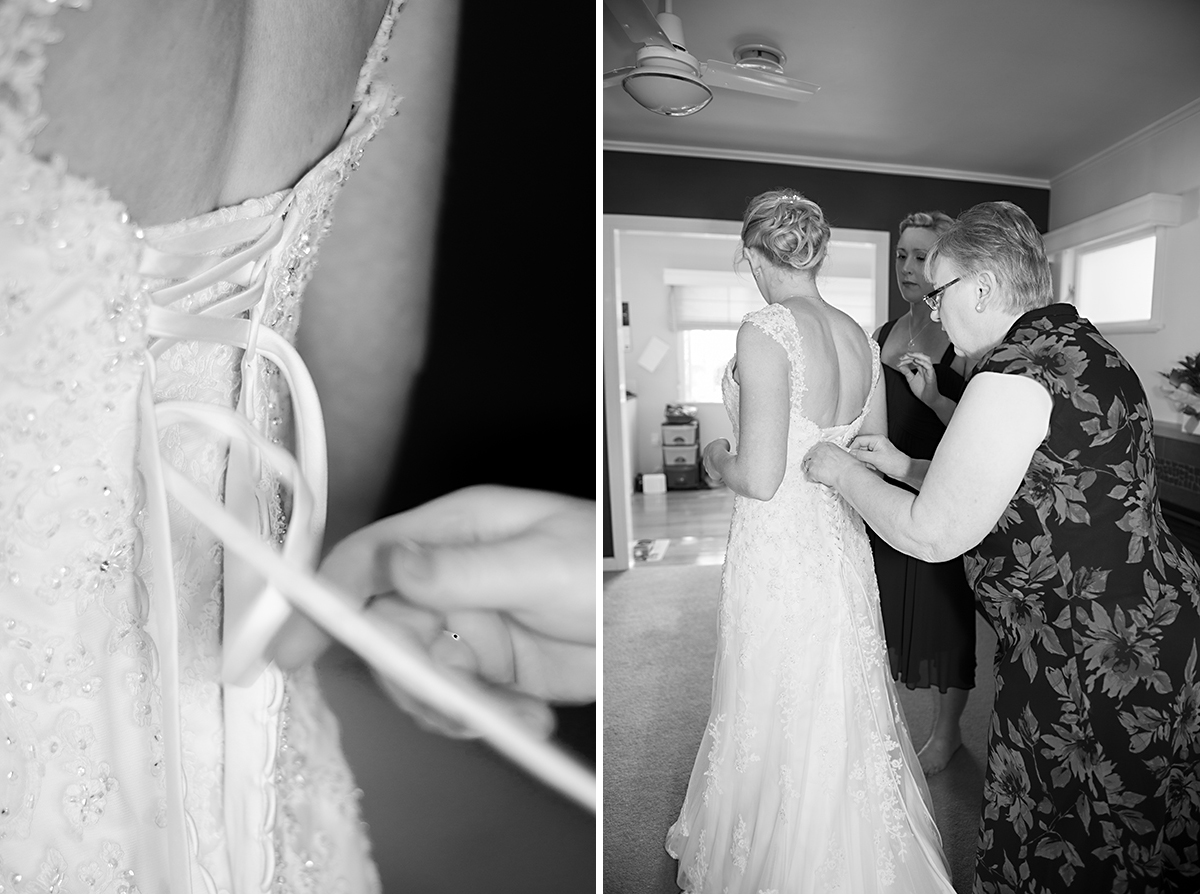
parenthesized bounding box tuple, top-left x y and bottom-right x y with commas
(1044, 192, 1183, 333)
(663, 269, 755, 403)
(679, 329, 737, 403)
(1072, 233, 1156, 325)
(667, 231, 887, 402)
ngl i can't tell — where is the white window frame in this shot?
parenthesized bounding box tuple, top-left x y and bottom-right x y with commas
(1044, 192, 1183, 334)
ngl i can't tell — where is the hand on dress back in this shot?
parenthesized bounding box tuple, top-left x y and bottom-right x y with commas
(800, 442, 857, 487)
(848, 434, 911, 480)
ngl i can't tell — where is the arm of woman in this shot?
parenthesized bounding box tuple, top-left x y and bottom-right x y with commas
(820, 372, 1050, 561)
(849, 435, 928, 489)
(703, 322, 790, 501)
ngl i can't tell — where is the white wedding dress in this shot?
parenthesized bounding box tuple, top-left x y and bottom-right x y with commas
(0, 1, 405, 891)
(665, 303, 955, 893)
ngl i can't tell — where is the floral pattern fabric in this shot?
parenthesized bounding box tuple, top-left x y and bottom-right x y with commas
(966, 303, 1200, 893)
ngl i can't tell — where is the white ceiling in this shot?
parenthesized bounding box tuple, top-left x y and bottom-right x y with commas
(601, 0, 1200, 186)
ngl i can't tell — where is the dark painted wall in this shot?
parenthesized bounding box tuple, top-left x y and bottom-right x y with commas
(604, 150, 1050, 319)
(340, 6, 594, 889)
(384, 0, 595, 760)
(387, 45, 594, 514)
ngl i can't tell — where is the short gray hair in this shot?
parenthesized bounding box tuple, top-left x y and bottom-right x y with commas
(926, 202, 1052, 312)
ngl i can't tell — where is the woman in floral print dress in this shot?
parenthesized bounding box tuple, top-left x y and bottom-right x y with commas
(804, 201, 1200, 893)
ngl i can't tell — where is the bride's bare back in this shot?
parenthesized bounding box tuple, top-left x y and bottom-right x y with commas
(779, 297, 878, 429)
(36, 0, 392, 226)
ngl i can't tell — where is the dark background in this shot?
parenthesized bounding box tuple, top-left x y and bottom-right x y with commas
(603, 150, 1051, 320)
(387, 88, 593, 509)
(381, 0, 596, 762)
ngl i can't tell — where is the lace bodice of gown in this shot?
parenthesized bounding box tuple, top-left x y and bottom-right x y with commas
(718, 300, 884, 675)
(0, 2, 403, 892)
(722, 301, 881, 522)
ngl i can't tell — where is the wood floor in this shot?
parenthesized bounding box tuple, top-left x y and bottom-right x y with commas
(629, 485, 734, 567)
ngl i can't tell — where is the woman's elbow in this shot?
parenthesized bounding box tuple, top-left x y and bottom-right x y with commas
(915, 542, 955, 563)
(902, 523, 954, 563)
(904, 508, 976, 562)
(743, 469, 784, 502)
(913, 530, 981, 563)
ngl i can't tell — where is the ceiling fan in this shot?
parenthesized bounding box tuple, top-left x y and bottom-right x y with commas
(602, 0, 820, 117)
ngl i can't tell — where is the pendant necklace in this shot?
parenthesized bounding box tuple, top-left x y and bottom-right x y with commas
(907, 312, 935, 350)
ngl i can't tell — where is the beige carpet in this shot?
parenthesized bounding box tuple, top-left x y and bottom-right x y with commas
(603, 562, 996, 894)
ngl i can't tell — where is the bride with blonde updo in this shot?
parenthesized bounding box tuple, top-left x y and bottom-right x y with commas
(740, 189, 831, 272)
(665, 189, 955, 892)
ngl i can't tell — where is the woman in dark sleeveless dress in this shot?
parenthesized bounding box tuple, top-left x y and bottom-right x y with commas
(870, 211, 976, 775)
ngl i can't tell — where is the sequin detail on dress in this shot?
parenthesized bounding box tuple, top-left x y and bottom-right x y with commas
(0, 0, 404, 890)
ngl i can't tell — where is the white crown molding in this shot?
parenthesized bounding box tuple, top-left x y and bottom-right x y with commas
(603, 140, 1051, 190)
(1042, 192, 1184, 254)
(1051, 97, 1200, 184)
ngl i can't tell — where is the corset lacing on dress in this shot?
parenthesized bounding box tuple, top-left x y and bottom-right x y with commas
(133, 198, 330, 894)
(141, 196, 326, 678)
(133, 197, 596, 833)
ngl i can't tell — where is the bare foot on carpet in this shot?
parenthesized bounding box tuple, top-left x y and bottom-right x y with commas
(918, 730, 962, 776)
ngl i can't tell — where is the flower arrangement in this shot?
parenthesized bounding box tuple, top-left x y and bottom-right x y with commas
(1160, 352, 1200, 434)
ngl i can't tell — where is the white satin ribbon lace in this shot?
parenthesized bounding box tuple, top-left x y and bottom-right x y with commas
(133, 205, 595, 888)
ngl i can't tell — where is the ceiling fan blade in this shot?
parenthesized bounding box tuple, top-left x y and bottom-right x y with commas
(603, 67, 635, 89)
(603, 0, 673, 49)
(701, 59, 820, 102)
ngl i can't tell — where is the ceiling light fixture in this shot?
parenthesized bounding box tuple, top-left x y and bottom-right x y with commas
(621, 47, 712, 115)
(603, 0, 819, 115)
(619, 12, 712, 116)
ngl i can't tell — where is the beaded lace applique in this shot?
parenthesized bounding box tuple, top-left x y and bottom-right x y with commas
(0, 0, 404, 890)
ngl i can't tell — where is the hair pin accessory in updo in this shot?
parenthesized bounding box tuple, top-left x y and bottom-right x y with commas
(741, 188, 831, 274)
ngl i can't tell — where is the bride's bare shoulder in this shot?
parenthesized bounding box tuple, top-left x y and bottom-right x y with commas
(34, 0, 393, 224)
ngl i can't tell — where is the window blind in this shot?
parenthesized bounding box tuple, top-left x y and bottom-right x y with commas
(664, 269, 760, 330)
(663, 260, 878, 333)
